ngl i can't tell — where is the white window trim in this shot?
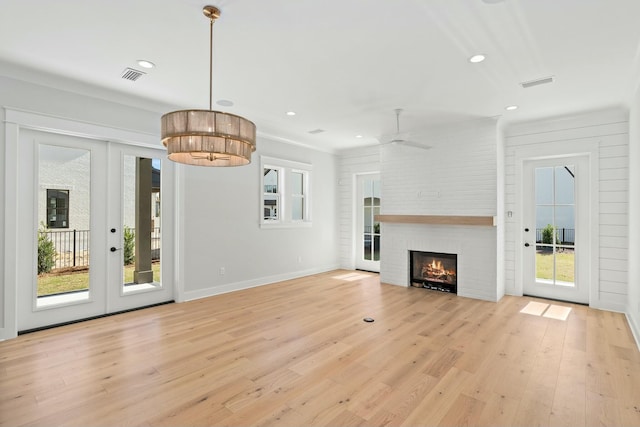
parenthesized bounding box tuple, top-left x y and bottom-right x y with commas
(260, 156, 312, 229)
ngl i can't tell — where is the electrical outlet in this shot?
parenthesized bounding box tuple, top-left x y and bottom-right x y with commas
(219, 267, 225, 275)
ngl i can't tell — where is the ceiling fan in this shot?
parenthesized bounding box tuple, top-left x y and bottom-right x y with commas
(379, 108, 432, 150)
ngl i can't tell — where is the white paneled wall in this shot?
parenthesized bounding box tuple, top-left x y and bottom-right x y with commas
(628, 85, 640, 349)
(380, 132, 497, 216)
(337, 146, 380, 270)
(504, 109, 629, 311)
(379, 120, 499, 300)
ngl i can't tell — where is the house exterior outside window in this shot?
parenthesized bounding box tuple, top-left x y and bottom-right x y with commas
(263, 167, 280, 221)
(260, 156, 312, 228)
(46, 189, 69, 228)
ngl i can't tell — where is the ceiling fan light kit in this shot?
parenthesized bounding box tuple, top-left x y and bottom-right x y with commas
(161, 5, 256, 167)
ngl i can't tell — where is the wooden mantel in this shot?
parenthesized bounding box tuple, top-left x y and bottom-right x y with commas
(375, 214, 496, 226)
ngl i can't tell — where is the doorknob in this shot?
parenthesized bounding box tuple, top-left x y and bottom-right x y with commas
(110, 247, 122, 252)
(524, 228, 530, 232)
(524, 243, 530, 247)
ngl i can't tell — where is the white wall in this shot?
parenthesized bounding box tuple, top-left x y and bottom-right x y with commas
(503, 108, 629, 311)
(378, 119, 499, 301)
(628, 88, 640, 348)
(178, 137, 339, 300)
(337, 145, 380, 270)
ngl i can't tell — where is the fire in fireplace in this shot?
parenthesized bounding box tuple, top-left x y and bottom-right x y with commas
(410, 251, 457, 293)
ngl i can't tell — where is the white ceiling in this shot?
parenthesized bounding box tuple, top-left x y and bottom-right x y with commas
(1, 0, 640, 152)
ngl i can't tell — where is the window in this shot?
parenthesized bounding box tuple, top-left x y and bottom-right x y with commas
(46, 189, 70, 228)
(260, 156, 312, 228)
(263, 167, 280, 221)
(291, 171, 305, 221)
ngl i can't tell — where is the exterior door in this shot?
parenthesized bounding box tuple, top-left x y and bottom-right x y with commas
(522, 156, 589, 304)
(106, 143, 175, 313)
(355, 173, 381, 272)
(17, 131, 174, 332)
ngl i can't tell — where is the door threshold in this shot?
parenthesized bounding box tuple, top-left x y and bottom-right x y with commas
(18, 300, 174, 335)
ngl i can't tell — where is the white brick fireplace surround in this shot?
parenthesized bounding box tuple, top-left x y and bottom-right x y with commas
(377, 119, 499, 302)
(380, 222, 498, 302)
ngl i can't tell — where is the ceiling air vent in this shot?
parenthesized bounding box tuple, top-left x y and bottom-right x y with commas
(520, 75, 554, 89)
(121, 67, 146, 81)
(308, 129, 325, 134)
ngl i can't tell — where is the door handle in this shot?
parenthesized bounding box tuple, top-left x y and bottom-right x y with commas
(524, 243, 530, 247)
(110, 247, 122, 252)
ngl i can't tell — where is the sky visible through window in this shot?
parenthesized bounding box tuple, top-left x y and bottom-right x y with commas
(535, 165, 575, 230)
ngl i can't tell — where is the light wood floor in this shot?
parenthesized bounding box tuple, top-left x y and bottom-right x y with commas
(1, 270, 639, 426)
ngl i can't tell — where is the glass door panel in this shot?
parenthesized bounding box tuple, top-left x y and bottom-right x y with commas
(534, 165, 576, 286)
(121, 156, 162, 294)
(37, 145, 92, 307)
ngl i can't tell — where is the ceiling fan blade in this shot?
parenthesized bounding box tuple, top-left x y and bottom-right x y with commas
(377, 109, 431, 150)
(392, 140, 432, 150)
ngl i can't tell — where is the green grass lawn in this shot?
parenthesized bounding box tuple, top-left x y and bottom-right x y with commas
(536, 251, 574, 283)
(37, 263, 161, 297)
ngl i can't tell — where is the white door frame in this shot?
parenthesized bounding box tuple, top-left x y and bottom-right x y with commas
(513, 139, 599, 307)
(2, 108, 177, 340)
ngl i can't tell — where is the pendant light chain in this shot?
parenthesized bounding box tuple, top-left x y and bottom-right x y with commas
(209, 15, 214, 111)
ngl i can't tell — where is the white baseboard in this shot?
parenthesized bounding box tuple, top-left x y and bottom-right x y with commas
(458, 288, 499, 303)
(626, 311, 640, 352)
(180, 264, 341, 302)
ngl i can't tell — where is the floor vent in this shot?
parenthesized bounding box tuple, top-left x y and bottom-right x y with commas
(121, 68, 146, 81)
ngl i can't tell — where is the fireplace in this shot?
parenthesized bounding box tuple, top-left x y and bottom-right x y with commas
(410, 251, 457, 293)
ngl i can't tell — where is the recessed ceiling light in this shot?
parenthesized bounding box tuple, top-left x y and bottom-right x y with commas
(356, 135, 363, 138)
(286, 111, 296, 116)
(469, 54, 486, 63)
(137, 60, 155, 69)
(505, 105, 518, 111)
(217, 99, 234, 107)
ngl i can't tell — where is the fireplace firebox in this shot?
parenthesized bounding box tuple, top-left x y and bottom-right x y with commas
(410, 251, 457, 294)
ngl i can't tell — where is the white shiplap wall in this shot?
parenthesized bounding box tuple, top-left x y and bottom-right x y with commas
(337, 145, 380, 270)
(379, 120, 499, 301)
(503, 109, 629, 311)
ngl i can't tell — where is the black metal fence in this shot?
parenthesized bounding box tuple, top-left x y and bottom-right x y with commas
(535, 228, 575, 245)
(40, 228, 160, 270)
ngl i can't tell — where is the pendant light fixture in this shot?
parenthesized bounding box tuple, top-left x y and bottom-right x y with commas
(161, 6, 256, 166)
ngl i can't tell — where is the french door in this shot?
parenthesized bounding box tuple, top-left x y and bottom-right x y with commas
(355, 173, 381, 272)
(17, 130, 174, 332)
(522, 156, 589, 304)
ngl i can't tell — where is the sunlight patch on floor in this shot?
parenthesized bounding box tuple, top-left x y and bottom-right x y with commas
(332, 272, 374, 281)
(542, 304, 572, 320)
(520, 301, 572, 321)
(520, 301, 549, 316)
